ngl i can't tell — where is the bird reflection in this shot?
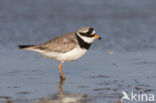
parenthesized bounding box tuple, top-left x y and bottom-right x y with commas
(34, 77, 91, 103)
(58, 77, 65, 96)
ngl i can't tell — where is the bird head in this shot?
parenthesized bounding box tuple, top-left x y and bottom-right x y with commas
(77, 27, 102, 43)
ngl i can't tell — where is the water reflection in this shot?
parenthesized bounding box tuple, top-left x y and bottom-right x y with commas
(58, 77, 64, 96)
(0, 78, 91, 103)
(34, 78, 92, 103)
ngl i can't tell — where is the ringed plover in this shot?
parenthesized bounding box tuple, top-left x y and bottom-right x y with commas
(18, 27, 102, 79)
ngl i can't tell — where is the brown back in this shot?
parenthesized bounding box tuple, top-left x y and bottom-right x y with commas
(37, 32, 78, 53)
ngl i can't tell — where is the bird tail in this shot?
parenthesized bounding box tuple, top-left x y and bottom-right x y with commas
(18, 45, 35, 50)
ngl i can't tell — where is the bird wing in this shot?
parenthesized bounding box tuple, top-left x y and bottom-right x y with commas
(37, 32, 78, 53)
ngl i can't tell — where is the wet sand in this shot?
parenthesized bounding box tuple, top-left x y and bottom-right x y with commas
(0, 49, 156, 103)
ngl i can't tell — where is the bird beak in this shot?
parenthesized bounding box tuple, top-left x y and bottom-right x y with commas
(94, 34, 102, 40)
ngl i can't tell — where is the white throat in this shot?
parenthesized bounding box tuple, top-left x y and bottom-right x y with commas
(76, 32, 95, 43)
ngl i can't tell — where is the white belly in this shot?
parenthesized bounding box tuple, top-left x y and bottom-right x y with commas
(42, 47, 87, 62)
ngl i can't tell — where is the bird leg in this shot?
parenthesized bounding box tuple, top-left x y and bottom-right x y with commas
(58, 63, 65, 80)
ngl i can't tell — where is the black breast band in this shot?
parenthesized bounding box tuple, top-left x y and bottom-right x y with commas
(76, 33, 92, 50)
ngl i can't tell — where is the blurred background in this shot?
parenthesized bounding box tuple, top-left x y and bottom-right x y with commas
(0, 0, 156, 103)
(0, 0, 156, 51)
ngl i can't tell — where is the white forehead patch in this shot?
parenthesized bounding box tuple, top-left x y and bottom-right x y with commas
(81, 29, 88, 33)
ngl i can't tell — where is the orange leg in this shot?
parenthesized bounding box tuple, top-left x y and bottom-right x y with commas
(58, 63, 65, 80)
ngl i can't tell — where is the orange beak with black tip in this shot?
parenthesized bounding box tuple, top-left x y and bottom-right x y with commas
(94, 34, 102, 40)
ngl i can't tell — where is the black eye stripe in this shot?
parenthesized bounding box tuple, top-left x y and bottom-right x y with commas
(79, 33, 95, 37)
(79, 27, 95, 37)
(87, 28, 94, 34)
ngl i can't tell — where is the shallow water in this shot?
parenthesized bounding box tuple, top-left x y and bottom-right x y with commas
(0, 0, 156, 103)
(0, 49, 156, 103)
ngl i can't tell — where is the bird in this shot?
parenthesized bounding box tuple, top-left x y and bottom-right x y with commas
(18, 27, 102, 79)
